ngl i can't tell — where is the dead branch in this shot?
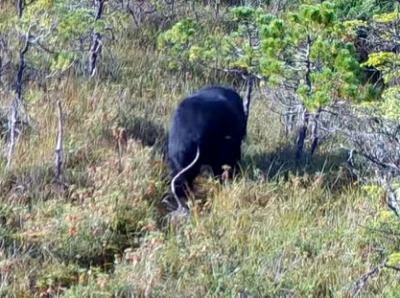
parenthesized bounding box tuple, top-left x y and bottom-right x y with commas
(385, 264, 400, 271)
(318, 97, 400, 217)
(347, 260, 386, 298)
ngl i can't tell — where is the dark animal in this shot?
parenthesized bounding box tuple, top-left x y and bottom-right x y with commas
(165, 86, 249, 212)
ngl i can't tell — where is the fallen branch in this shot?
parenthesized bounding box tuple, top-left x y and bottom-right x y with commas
(347, 260, 386, 298)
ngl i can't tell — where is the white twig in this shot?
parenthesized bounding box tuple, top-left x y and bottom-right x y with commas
(55, 99, 64, 183)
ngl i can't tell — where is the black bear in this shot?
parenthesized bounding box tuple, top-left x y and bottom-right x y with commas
(165, 86, 247, 212)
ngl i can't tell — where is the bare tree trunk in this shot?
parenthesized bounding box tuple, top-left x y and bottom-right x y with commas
(89, 0, 104, 77)
(310, 108, 321, 156)
(305, 33, 312, 94)
(16, 36, 29, 101)
(296, 108, 309, 162)
(55, 100, 64, 183)
(295, 32, 313, 162)
(215, 0, 220, 18)
(284, 102, 296, 136)
(171, 0, 175, 17)
(17, 0, 24, 18)
(191, 0, 199, 22)
(6, 32, 30, 170)
(244, 75, 253, 126)
(89, 32, 101, 77)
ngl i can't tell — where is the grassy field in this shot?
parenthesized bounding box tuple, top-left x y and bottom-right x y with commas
(1, 3, 400, 298)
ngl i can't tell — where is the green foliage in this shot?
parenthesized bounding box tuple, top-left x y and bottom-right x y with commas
(361, 52, 397, 68)
(351, 8, 400, 118)
(260, 2, 373, 111)
(373, 9, 399, 22)
(158, 18, 199, 69)
(0, 0, 130, 80)
(334, 0, 379, 20)
(387, 252, 400, 267)
(371, 87, 400, 120)
(158, 2, 374, 112)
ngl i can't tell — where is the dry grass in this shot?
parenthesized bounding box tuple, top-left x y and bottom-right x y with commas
(0, 5, 400, 298)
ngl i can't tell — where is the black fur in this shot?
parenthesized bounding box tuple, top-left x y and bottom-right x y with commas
(166, 86, 246, 207)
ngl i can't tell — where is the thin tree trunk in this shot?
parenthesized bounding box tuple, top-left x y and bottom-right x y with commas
(215, 0, 220, 18)
(295, 31, 313, 162)
(310, 108, 321, 156)
(244, 75, 253, 124)
(296, 109, 309, 162)
(17, 0, 24, 18)
(6, 32, 30, 170)
(89, 0, 104, 77)
(284, 105, 295, 137)
(171, 0, 175, 17)
(16, 36, 29, 101)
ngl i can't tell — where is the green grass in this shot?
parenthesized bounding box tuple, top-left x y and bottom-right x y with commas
(0, 4, 400, 298)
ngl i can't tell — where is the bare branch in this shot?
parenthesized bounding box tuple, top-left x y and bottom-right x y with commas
(347, 260, 386, 298)
(385, 264, 400, 271)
